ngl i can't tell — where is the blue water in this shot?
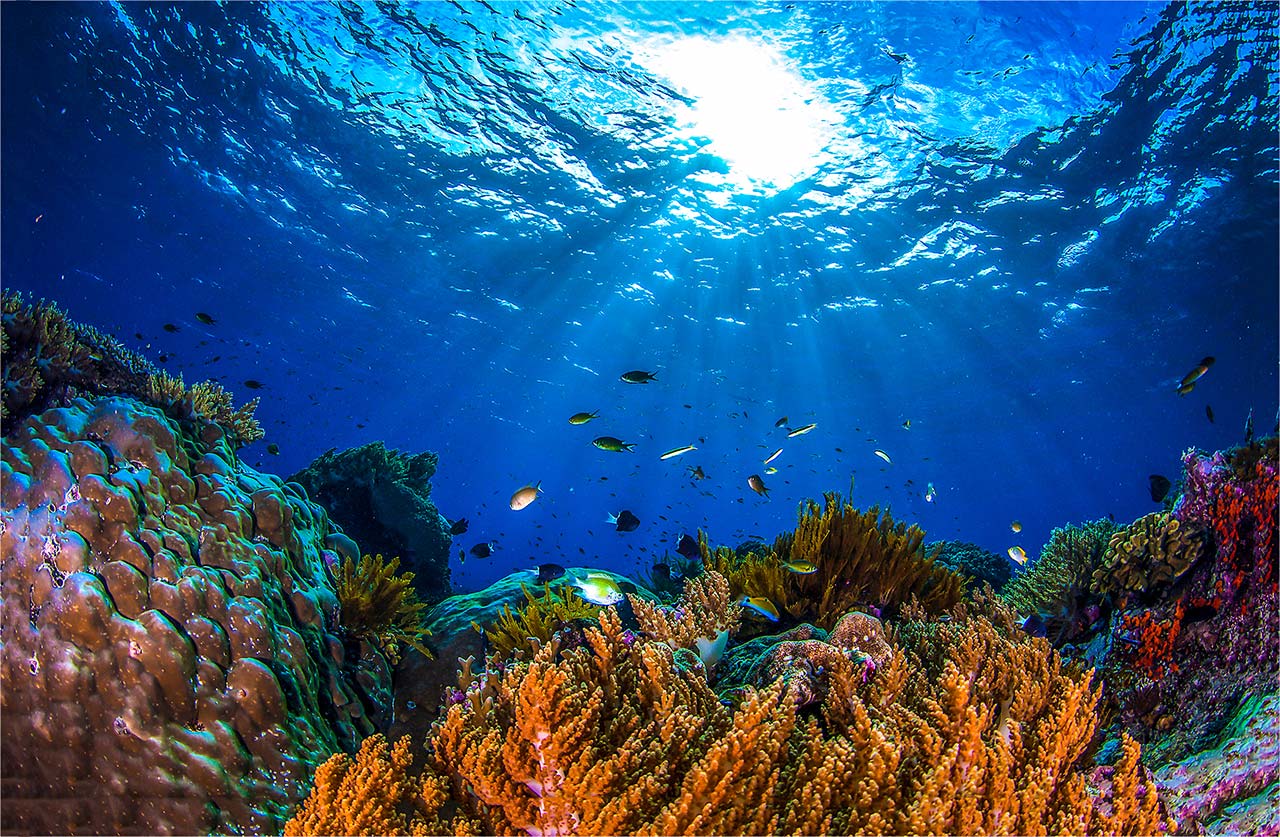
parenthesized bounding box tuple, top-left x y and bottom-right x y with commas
(3, 2, 1277, 593)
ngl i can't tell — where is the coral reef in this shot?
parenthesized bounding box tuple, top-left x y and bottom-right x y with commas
(1, 291, 262, 446)
(0, 396, 392, 834)
(1000, 518, 1118, 619)
(335, 553, 432, 665)
(479, 582, 600, 662)
(929, 538, 1014, 591)
(1090, 512, 1207, 597)
(629, 570, 741, 668)
(290, 442, 452, 604)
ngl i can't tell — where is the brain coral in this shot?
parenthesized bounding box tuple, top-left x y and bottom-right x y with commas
(1, 396, 392, 835)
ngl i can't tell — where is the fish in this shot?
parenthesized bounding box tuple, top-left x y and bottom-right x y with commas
(532, 563, 566, 584)
(775, 416, 788, 427)
(675, 534, 700, 560)
(873, 449, 892, 464)
(1206, 404, 1215, 424)
(924, 483, 937, 503)
(1245, 408, 1255, 444)
(195, 312, 216, 325)
(694, 629, 730, 668)
(449, 518, 470, 535)
(510, 482, 542, 510)
(650, 563, 674, 586)
(764, 466, 778, 475)
(469, 542, 496, 559)
(787, 423, 817, 437)
(607, 510, 641, 532)
(739, 595, 780, 621)
(1148, 474, 1172, 503)
(688, 465, 707, 480)
(568, 411, 600, 425)
(1178, 356, 1215, 392)
(747, 474, 770, 498)
(620, 370, 657, 384)
(1010, 520, 1022, 533)
(572, 573, 626, 605)
(763, 448, 783, 465)
(593, 436, 635, 452)
(660, 444, 697, 460)
(780, 559, 818, 575)
(902, 419, 911, 429)
(1007, 546, 1028, 565)
(266, 443, 280, 455)
(163, 323, 180, 333)
(1021, 613, 1048, 638)
(244, 380, 264, 389)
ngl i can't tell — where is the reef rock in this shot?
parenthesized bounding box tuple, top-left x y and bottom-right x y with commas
(290, 441, 452, 604)
(0, 397, 392, 835)
(929, 539, 1013, 591)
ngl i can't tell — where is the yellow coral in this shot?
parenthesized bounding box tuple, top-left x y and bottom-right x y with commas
(1091, 511, 1206, 595)
(335, 554, 432, 664)
(477, 583, 599, 661)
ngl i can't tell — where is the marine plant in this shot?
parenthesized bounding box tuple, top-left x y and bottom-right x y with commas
(1090, 511, 1207, 597)
(1000, 518, 1118, 618)
(476, 582, 599, 661)
(286, 607, 1170, 836)
(335, 553, 432, 664)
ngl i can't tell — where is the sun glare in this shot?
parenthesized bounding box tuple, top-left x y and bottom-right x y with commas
(640, 35, 840, 190)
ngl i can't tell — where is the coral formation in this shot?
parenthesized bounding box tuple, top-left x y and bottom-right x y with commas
(1090, 512, 1207, 597)
(290, 442, 452, 603)
(1000, 518, 1118, 618)
(335, 553, 432, 665)
(929, 538, 1014, 591)
(0, 396, 392, 834)
(478, 582, 600, 662)
(1, 291, 262, 446)
(629, 570, 741, 668)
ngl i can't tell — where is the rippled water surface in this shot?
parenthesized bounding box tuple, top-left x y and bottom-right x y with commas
(3, 2, 1277, 590)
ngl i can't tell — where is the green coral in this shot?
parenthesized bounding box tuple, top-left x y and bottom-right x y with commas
(1001, 519, 1118, 617)
(474, 583, 599, 661)
(335, 553, 432, 664)
(1090, 512, 1206, 596)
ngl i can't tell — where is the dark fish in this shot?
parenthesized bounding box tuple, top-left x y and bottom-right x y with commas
(651, 563, 672, 583)
(534, 563, 565, 584)
(244, 379, 264, 389)
(195, 312, 215, 325)
(449, 518, 469, 536)
(1148, 474, 1172, 503)
(469, 542, 495, 559)
(1177, 356, 1215, 394)
(1206, 404, 1214, 424)
(608, 510, 641, 532)
(675, 533, 700, 560)
(1021, 614, 1048, 638)
(620, 370, 656, 384)
(1245, 408, 1255, 444)
(775, 416, 788, 427)
(266, 443, 280, 455)
(163, 323, 179, 333)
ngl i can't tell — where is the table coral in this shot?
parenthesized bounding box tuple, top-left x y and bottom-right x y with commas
(1, 396, 392, 834)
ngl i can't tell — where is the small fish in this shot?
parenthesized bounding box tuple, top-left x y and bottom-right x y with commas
(765, 466, 778, 475)
(1021, 613, 1048, 638)
(1205, 404, 1214, 424)
(469, 542, 496, 559)
(195, 312, 215, 325)
(660, 444, 697, 460)
(572, 573, 626, 605)
(924, 482, 937, 503)
(787, 423, 817, 437)
(873, 449, 892, 464)
(607, 510, 641, 532)
(449, 518, 470, 535)
(568, 411, 600, 425)
(244, 380, 264, 390)
(266, 443, 280, 456)
(650, 563, 673, 584)
(774, 416, 788, 428)
(532, 563, 565, 584)
(675, 534, 700, 560)
(163, 323, 180, 333)
(1148, 474, 1172, 504)
(780, 559, 818, 575)
(1007, 546, 1028, 565)
(1010, 520, 1022, 533)
(902, 419, 911, 430)
(593, 436, 635, 452)
(1178, 356, 1215, 392)
(1245, 408, 1255, 444)
(510, 482, 543, 510)
(763, 448, 783, 465)
(688, 465, 707, 480)
(739, 595, 780, 621)
(747, 474, 770, 498)
(620, 370, 657, 384)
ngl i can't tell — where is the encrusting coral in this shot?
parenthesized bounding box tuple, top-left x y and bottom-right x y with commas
(287, 601, 1171, 836)
(1090, 511, 1206, 597)
(335, 553, 432, 665)
(477, 582, 599, 662)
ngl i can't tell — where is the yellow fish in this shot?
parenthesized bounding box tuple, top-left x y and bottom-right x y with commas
(873, 449, 892, 464)
(902, 419, 911, 430)
(1007, 546, 1028, 565)
(780, 559, 817, 575)
(568, 411, 599, 425)
(660, 444, 697, 460)
(1010, 520, 1023, 533)
(509, 482, 542, 511)
(765, 466, 778, 475)
(787, 423, 817, 437)
(763, 448, 783, 465)
(572, 573, 626, 605)
(1178, 356, 1214, 391)
(740, 595, 780, 621)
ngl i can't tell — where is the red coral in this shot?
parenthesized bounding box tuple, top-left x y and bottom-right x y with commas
(1120, 601, 1185, 679)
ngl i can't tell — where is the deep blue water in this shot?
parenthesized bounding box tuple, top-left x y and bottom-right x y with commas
(3, 2, 1277, 593)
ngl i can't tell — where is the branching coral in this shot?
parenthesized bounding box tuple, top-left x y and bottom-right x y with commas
(628, 570, 741, 668)
(144, 372, 265, 446)
(335, 554, 432, 664)
(1000, 518, 1118, 617)
(1091, 512, 1206, 597)
(477, 583, 600, 662)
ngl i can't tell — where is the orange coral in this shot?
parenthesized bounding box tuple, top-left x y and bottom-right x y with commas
(1119, 602, 1185, 679)
(628, 570, 740, 666)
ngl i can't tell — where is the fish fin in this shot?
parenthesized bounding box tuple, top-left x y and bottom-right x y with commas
(606, 512, 618, 524)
